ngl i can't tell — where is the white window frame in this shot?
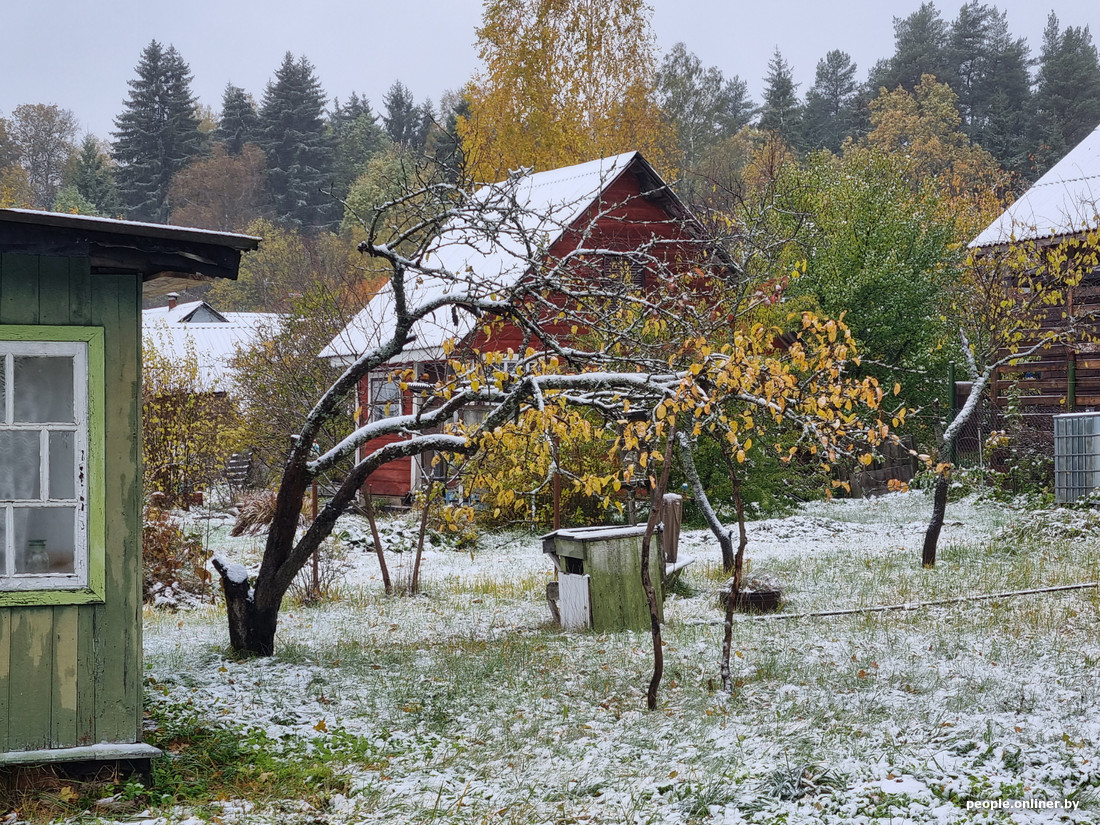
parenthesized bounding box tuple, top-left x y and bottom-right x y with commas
(0, 339, 90, 593)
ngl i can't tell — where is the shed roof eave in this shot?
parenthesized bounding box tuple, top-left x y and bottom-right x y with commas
(0, 208, 261, 282)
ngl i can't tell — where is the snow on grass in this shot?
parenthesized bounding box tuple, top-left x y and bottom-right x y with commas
(128, 491, 1100, 823)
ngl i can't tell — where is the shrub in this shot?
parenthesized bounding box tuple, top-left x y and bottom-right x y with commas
(142, 506, 210, 605)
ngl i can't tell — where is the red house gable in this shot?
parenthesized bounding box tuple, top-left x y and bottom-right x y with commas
(321, 152, 711, 501)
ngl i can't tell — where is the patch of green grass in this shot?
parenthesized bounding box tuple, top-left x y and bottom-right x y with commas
(142, 699, 353, 808)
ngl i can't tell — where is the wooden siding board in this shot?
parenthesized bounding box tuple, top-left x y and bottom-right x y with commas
(67, 258, 93, 326)
(6, 608, 54, 751)
(72, 263, 97, 746)
(91, 273, 142, 743)
(0, 608, 10, 752)
(37, 256, 71, 325)
(0, 254, 40, 325)
(50, 606, 78, 747)
(1, 255, 55, 752)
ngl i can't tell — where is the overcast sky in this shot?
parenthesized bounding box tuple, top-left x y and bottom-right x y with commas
(1, 0, 1097, 141)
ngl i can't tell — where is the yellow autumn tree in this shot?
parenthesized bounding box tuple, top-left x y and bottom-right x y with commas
(458, 0, 676, 180)
(867, 74, 1004, 207)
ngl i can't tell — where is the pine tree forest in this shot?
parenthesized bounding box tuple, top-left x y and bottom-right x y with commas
(1, 0, 1099, 321)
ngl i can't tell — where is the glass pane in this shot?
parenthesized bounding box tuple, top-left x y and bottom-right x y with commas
(0, 510, 6, 576)
(371, 378, 402, 421)
(14, 356, 74, 423)
(0, 431, 41, 499)
(49, 431, 76, 500)
(13, 507, 75, 574)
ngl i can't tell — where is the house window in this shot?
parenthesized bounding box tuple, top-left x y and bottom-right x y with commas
(370, 375, 402, 422)
(0, 328, 104, 603)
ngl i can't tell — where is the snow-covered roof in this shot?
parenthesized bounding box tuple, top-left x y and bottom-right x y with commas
(319, 151, 649, 364)
(971, 122, 1100, 248)
(143, 306, 281, 392)
(142, 300, 229, 325)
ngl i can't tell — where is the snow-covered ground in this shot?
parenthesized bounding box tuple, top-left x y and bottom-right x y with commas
(128, 491, 1100, 823)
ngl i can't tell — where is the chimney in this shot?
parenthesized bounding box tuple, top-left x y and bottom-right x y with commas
(167, 292, 179, 310)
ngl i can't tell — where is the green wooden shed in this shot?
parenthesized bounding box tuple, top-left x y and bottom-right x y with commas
(0, 209, 257, 768)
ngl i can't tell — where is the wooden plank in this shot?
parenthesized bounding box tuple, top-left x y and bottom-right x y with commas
(6, 608, 54, 751)
(71, 261, 98, 746)
(75, 603, 95, 745)
(1, 255, 53, 753)
(37, 256, 71, 325)
(0, 254, 40, 324)
(50, 607, 79, 748)
(0, 608, 10, 753)
(558, 573, 591, 630)
(67, 259, 93, 326)
(92, 274, 143, 744)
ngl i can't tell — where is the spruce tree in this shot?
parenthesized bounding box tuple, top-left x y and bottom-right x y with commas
(66, 135, 122, 216)
(758, 48, 803, 149)
(1033, 13, 1100, 173)
(382, 81, 429, 149)
(330, 92, 389, 201)
(258, 52, 335, 230)
(112, 41, 206, 223)
(425, 92, 470, 182)
(803, 50, 859, 153)
(216, 84, 261, 155)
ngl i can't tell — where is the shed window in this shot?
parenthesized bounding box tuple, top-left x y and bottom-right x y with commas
(0, 335, 98, 598)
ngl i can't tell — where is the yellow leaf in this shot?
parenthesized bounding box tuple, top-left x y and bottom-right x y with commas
(314, 718, 328, 732)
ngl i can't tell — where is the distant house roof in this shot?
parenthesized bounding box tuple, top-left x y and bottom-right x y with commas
(142, 299, 230, 324)
(143, 301, 281, 393)
(320, 151, 698, 364)
(971, 123, 1100, 248)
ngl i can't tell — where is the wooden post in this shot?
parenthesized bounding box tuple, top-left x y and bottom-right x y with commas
(1068, 349, 1077, 412)
(365, 485, 393, 594)
(552, 436, 561, 531)
(659, 494, 681, 565)
(946, 361, 957, 464)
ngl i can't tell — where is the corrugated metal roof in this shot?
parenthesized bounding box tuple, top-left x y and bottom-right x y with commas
(319, 151, 642, 363)
(971, 123, 1100, 247)
(142, 310, 280, 392)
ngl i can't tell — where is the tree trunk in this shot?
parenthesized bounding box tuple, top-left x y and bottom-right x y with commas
(921, 471, 949, 567)
(719, 449, 748, 692)
(213, 557, 280, 656)
(676, 433, 736, 570)
(411, 477, 434, 595)
(642, 425, 677, 711)
(720, 576, 736, 693)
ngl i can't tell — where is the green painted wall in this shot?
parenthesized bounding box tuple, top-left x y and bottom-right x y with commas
(0, 253, 143, 754)
(554, 531, 663, 632)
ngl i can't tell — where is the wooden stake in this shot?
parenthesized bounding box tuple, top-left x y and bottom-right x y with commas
(365, 485, 393, 594)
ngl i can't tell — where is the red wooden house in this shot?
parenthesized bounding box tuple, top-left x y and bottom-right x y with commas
(320, 151, 714, 501)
